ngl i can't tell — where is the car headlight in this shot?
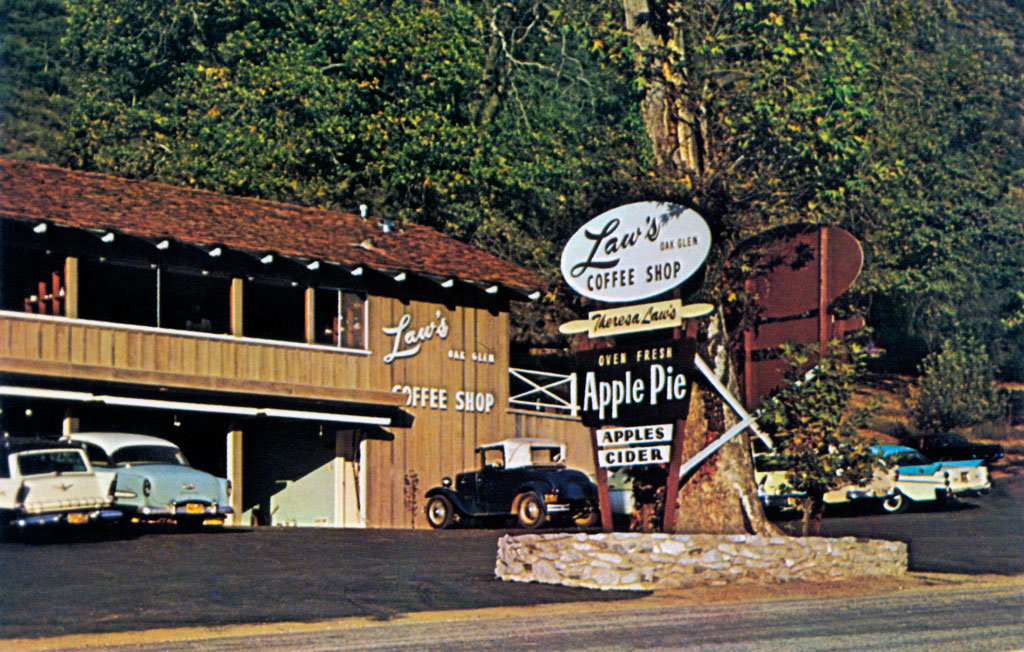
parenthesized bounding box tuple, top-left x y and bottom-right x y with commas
(142, 478, 152, 497)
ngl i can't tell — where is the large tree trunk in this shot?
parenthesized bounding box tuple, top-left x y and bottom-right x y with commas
(621, 0, 706, 177)
(622, 1, 778, 536)
(673, 310, 779, 535)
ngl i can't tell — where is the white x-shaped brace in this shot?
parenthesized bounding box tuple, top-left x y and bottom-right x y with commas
(676, 354, 774, 479)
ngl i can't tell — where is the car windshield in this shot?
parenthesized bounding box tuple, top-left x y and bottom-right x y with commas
(886, 450, 931, 466)
(17, 450, 88, 475)
(110, 445, 188, 466)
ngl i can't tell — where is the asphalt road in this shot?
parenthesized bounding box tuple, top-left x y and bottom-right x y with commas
(776, 473, 1024, 575)
(10, 579, 1024, 652)
(1, 475, 1021, 642)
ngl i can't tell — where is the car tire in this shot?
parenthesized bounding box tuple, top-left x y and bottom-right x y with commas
(425, 495, 456, 529)
(572, 506, 600, 528)
(881, 492, 908, 514)
(516, 492, 546, 529)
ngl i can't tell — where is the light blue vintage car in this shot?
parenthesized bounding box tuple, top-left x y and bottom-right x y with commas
(62, 432, 232, 531)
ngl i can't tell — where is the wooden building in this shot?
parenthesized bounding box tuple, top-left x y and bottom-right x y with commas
(0, 159, 588, 528)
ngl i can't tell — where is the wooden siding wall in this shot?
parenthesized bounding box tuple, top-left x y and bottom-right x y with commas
(0, 313, 375, 400)
(364, 297, 511, 529)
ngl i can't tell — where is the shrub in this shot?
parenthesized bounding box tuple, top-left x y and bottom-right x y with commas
(913, 335, 1002, 431)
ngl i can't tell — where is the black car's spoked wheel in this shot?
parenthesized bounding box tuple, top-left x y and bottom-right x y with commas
(573, 506, 600, 528)
(425, 495, 456, 529)
(515, 492, 546, 529)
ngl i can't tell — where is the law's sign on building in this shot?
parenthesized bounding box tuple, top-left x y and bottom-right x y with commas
(560, 202, 711, 303)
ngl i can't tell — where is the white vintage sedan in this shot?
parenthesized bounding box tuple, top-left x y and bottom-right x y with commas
(63, 432, 232, 531)
(0, 436, 120, 533)
(753, 453, 897, 513)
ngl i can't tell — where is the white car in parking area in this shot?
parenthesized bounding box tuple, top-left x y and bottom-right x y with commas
(62, 432, 232, 531)
(753, 453, 897, 512)
(0, 436, 120, 532)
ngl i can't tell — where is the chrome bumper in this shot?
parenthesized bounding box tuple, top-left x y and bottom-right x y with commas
(14, 509, 123, 527)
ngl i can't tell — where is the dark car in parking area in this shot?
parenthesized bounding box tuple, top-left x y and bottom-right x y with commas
(424, 438, 599, 529)
(899, 433, 1004, 465)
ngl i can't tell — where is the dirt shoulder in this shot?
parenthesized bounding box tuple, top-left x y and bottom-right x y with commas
(6, 573, 1021, 651)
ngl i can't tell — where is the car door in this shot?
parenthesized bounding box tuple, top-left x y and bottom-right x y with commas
(476, 465, 523, 514)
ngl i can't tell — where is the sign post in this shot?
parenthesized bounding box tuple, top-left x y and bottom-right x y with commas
(560, 202, 714, 533)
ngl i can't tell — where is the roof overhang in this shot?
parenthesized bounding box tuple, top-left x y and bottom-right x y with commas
(0, 379, 413, 431)
(3, 216, 543, 303)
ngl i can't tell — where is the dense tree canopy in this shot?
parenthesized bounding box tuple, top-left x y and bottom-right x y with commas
(0, 0, 1021, 377)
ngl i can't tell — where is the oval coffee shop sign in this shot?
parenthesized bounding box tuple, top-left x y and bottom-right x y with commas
(560, 202, 711, 303)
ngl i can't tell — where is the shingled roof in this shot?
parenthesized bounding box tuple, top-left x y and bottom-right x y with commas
(0, 159, 543, 295)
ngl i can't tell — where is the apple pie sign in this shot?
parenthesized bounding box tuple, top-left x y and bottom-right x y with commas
(560, 202, 712, 303)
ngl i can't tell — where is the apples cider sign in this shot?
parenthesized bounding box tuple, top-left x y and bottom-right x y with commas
(560, 202, 711, 303)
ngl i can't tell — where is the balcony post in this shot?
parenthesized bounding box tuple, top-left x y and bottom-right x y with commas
(304, 287, 316, 344)
(230, 278, 243, 337)
(64, 257, 78, 318)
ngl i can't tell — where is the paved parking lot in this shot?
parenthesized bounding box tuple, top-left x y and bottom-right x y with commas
(1, 475, 1020, 640)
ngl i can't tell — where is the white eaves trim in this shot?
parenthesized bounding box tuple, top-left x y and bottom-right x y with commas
(0, 385, 392, 426)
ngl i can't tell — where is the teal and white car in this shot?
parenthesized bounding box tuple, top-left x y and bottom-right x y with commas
(63, 432, 232, 531)
(873, 444, 990, 514)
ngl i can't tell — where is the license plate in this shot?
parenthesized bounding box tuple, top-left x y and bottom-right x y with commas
(67, 513, 89, 525)
(184, 503, 205, 515)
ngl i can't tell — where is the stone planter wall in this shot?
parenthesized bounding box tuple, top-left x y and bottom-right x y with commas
(495, 532, 907, 591)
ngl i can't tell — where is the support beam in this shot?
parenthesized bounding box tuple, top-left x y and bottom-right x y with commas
(230, 278, 243, 337)
(227, 429, 243, 526)
(64, 257, 78, 319)
(62, 415, 79, 435)
(304, 287, 316, 344)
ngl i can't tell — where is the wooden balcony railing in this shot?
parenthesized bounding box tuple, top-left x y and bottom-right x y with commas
(0, 311, 389, 404)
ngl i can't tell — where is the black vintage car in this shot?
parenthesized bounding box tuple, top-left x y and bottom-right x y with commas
(899, 433, 1004, 465)
(424, 438, 599, 529)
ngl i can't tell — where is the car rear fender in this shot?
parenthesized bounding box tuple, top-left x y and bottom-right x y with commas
(424, 486, 474, 517)
(513, 481, 554, 507)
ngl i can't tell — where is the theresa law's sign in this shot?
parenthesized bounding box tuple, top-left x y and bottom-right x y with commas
(576, 339, 695, 427)
(560, 202, 711, 303)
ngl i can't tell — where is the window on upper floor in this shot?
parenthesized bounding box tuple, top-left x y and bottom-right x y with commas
(313, 288, 366, 350)
(159, 269, 232, 334)
(79, 260, 158, 327)
(243, 279, 305, 343)
(0, 248, 68, 316)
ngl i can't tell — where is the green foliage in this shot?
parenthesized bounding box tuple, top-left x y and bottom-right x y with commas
(54, 0, 649, 344)
(913, 334, 1002, 431)
(757, 340, 877, 534)
(854, 0, 1024, 381)
(2, 0, 1021, 372)
(0, 0, 71, 161)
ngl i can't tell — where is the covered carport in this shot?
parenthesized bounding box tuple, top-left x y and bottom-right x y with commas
(0, 375, 412, 527)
